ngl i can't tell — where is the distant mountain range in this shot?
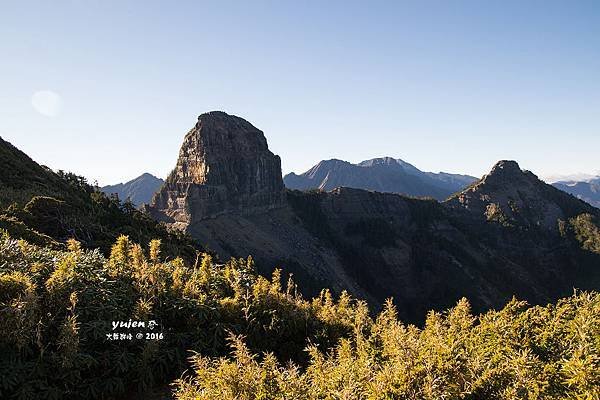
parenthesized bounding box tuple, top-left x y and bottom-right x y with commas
(284, 157, 477, 200)
(553, 177, 600, 208)
(101, 173, 164, 206)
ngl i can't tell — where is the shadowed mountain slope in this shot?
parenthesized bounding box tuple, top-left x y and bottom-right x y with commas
(0, 136, 76, 208)
(149, 113, 600, 322)
(0, 136, 199, 259)
(447, 160, 598, 229)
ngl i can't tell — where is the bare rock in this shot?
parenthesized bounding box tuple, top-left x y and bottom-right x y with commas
(149, 111, 284, 226)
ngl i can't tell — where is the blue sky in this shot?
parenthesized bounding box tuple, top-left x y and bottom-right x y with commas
(1, 0, 599, 185)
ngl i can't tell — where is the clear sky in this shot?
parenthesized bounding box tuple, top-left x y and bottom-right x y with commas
(1, 0, 599, 185)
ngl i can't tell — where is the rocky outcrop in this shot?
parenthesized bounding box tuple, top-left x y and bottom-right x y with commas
(149, 112, 285, 227)
(447, 160, 597, 230)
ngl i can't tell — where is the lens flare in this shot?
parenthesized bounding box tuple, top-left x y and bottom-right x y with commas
(31, 90, 63, 117)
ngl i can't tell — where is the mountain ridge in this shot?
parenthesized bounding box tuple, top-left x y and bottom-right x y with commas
(552, 177, 600, 208)
(147, 112, 600, 321)
(101, 173, 164, 206)
(284, 156, 477, 200)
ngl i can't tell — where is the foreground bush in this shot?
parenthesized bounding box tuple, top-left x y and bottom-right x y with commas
(0, 232, 358, 399)
(1, 231, 598, 399)
(174, 293, 599, 400)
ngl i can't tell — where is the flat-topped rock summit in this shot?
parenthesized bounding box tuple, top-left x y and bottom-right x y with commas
(149, 111, 285, 227)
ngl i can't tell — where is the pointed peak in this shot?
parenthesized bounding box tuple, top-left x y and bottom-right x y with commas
(481, 160, 534, 184)
(131, 173, 164, 185)
(374, 156, 397, 164)
(447, 160, 534, 203)
(358, 157, 398, 167)
(322, 158, 349, 164)
(490, 160, 522, 174)
(357, 157, 421, 174)
(315, 159, 352, 168)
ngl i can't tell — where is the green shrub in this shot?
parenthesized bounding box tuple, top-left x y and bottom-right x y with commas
(1, 230, 598, 400)
(0, 233, 357, 399)
(174, 293, 599, 400)
(570, 214, 600, 254)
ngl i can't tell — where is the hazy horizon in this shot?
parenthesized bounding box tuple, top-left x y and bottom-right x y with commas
(2, 1, 599, 186)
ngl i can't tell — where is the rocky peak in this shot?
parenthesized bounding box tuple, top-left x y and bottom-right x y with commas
(482, 160, 535, 186)
(149, 112, 284, 226)
(446, 160, 596, 230)
(490, 160, 521, 174)
(464, 160, 538, 192)
(314, 159, 352, 169)
(357, 157, 422, 175)
(358, 157, 397, 166)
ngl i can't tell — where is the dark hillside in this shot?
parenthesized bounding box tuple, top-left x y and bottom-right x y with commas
(0, 137, 199, 260)
(149, 113, 600, 323)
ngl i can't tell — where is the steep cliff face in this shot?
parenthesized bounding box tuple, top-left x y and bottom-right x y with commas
(150, 112, 285, 227)
(150, 113, 600, 322)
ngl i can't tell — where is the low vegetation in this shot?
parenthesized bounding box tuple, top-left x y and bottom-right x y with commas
(1, 231, 598, 399)
(175, 292, 599, 400)
(570, 213, 600, 254)
(0, 145, 199, 259)
(0, 232, 359, 399)
(1, 138, 598, 399)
